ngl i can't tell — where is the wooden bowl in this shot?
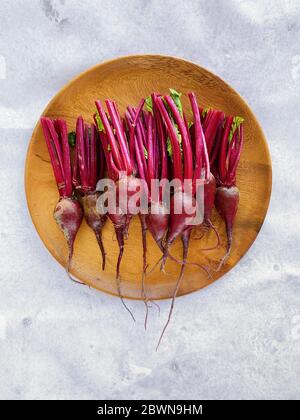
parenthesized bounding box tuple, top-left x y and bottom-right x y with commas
(25, 55, 272, 300)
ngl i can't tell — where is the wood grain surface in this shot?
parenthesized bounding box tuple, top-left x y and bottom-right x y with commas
(25, 55, 272, 300)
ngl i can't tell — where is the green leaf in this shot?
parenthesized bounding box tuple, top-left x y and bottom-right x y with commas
(229, 116, 244, 143)
(162, 90, 184, 158)
(95, 111, 105, 132)
(143, 146, 148, 159)
(68, 131, 76, 147)
(174, 124, 182, 147)
(166, 137, 172, 157)
(188, 121, 193, 129)
(166, 126, 182, 159)
(162, 97, 171, 115)
(145, 96, 153, 113)
(169, 88, 183, 117)
(202, 107, 210, 118)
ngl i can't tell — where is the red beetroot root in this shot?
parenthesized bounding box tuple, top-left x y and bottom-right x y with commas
(146, 202, 169, 252)
(54, 197, 83, 273)
(215, 186, 239, 269)
(193, 173, 221, 251)
(81, 193, 107, 271)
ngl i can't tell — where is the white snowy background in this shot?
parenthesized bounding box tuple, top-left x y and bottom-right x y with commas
(0, 0, 299, 400)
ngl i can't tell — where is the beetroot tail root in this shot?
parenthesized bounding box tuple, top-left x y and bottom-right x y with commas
(156, 230, 191, 350)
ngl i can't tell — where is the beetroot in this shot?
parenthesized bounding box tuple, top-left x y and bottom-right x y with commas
(154, 91, 209, 348)
(73, 117, 107, 270)
(154, 92, 194, 266)
(40, 117, 83, 280)
(215, 186, 239, 255)
(127, 95, 170, 252)
(146, 203, 169, 250)
(189, 96, 223, 250)
(125, 98, 169, 326)
(214, 116, 244, 269)
(95, 99, 147, 321)
(145, 94, 170, 251)
(53, 198, 83, 271)
(82, 193, 107, 270)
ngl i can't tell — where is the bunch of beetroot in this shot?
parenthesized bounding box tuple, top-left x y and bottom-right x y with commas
(40, 88, 244, 348)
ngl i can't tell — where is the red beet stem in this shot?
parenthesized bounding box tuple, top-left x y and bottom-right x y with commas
(164, 95, 193, 182)
(152, 94, 168, 198)
(189, 99, 203, 184)
(203, 109, 225, 158)
(127, 106, 149, 184)
(218, 116, 234, 184)
(135, 133, 147, 182)
(209, 120, 224, 167)
(152, 114, 159, 179)
(184, 112, 192, 144)
(95, 100, 124, 172)
(147, 112, 154, 181)
(127, 107, 149, 185)
(228, 125, 244, 185)
(97, 128, 105, 181)
(106, 100, 132, 175)
(44, 118, 65, 179)
(188, 92, 206, 192)
(154, 96, 183, 182)
(97, 130, 118, 181)
(128, 99, 145, 168)
(76, 117, 89, 191)
(125, 111, 136, 166)
(136, 117, 147, 148)
(72, 126, 79, 189)
(85, 124, 91, 181)
(40, 118, 66, 197)
(89, 124, 97, 188)
(56, 119, 73, 197)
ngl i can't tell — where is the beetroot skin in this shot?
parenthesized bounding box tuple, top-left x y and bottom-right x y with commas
(81, 193, 107, 270)
(214, 186, 239, 258)
(146, 201, 169, 250)
(54, 197, 84, 271)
